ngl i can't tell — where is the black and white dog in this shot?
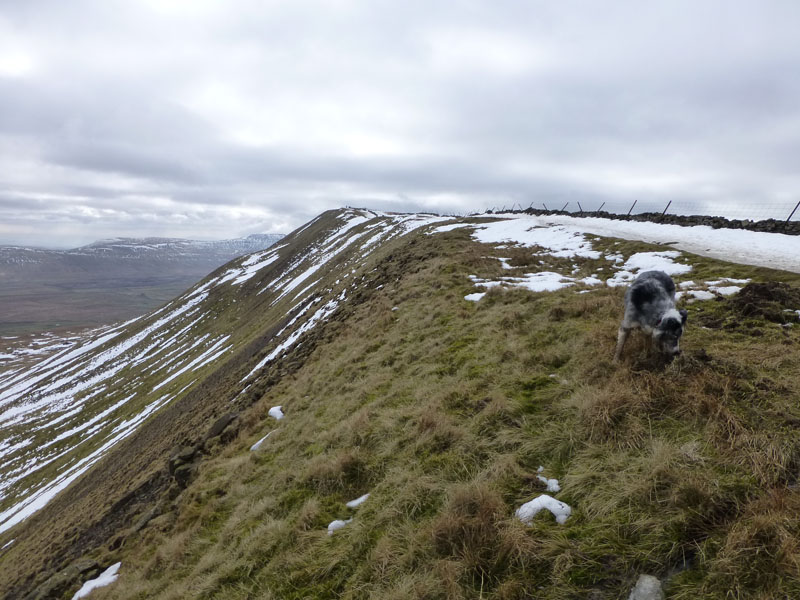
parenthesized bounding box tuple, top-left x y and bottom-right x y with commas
(614, 270, 688, 362)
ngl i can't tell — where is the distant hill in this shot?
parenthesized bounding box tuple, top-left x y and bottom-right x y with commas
(1, 210, 799, 599)
(0, 234, 284, 336)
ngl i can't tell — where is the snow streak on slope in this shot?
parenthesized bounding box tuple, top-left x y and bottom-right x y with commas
(0, 209, 453, 535)
(0, 286, 232, 533)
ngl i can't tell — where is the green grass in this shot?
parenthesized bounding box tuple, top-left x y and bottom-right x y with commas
(3, 214, 800, 599)
(71, 227, 800, 600)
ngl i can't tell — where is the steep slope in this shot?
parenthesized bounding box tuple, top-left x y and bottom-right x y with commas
(0, 234, 284, 336)
(2, 210, 800, 599)
(0, 209, 450, 596)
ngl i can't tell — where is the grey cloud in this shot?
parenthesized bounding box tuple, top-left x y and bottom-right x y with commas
(2, 0, 800, 247)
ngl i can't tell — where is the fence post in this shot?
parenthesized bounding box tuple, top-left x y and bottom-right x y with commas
(661, 200, 672, 218)
(787, 200, 800, 222)
(577, 202, 583, 216)
(543, 203, 548, 211)
(560, 202, 568, 212)
(627, 200, 637, 216)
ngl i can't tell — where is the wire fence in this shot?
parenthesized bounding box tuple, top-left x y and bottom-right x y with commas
(479, 200, 800, 223)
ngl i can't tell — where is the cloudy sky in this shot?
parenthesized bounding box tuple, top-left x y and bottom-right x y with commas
(1, 1, 799, 247)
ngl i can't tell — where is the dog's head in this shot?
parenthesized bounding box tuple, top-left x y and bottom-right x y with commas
(654, 309, 688, 356)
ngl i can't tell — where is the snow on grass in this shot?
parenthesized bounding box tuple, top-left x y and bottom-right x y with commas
(465, 270, 602, 301)
(606, 251, 692, 287)
(677, 290, 716, 302)
(0, 291, 210, 418)
(72, 562, 121, 599)
(0, 390, 178, 533)
(327, 518, 352, 535)
(0, 330, 124, 409)
(675, 277, 750, 302)
(433, 219, 601, 259)
(392, 213, 453, 233)
(346, 493, 370, 508)
(268, 406, 284, 420)
(40, 394, 136, 450)
(250, 431, 275, 451)
(536, 466, 561, 493)
(217, 251, 281, 286)
(359, 224, 395, 251)
(465, 292, 486, 302)
(152, 336, 230, 392)
(486, 213, 800, 274)
(0, 437, 33, 460)
(706, 278, 751, 285)
(244, 293, 345, 380)
(433, 223, 470, 234)
(505, 272, 580, 292)
(516, 495, 572, 525)
(710, 285, 743, 296)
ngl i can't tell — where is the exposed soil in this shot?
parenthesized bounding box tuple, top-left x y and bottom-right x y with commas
(731, 282, 800, 323)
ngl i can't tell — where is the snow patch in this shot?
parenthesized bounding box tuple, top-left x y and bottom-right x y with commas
(677, 290, 716, 302)
(465, 269, 602, 300)
(709, 285, 743, 296)
(72, 562, 121, 599)
(434, 219, 600, 259)
(327, 518, 353, 535)
(250, 431, 274, 451)
(606, 251, 692, 287)
(537, 475, 561, 493)
(516, 495, 572, 525)
(346, 493, 370, 508)
(268, 406, 284, 420)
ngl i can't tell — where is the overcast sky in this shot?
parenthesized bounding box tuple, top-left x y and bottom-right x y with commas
(1, 1, 799, 247)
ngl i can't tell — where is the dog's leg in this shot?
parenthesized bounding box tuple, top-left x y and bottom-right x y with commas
(614, 326, 630, 362)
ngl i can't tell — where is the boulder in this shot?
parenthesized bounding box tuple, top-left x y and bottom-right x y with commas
(203, 412, 239, 443)
(168, 446, 196, 475)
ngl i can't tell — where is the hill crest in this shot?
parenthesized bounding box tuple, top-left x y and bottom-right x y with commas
(1, 208, 800, 599)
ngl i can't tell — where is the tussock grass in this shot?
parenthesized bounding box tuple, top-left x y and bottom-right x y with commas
(21, 227, 800, 599)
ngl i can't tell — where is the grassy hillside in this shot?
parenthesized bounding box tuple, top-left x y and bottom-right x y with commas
(2, 210, 800, 599)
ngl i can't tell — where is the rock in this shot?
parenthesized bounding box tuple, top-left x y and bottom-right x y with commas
(204, 412, 239, 441)
(168, 446, 196, 475)
(173, 464, 195, 488)
(132, 506, 161, 533)
(628, 574, 664, 600)
(25, 559, 101, 600)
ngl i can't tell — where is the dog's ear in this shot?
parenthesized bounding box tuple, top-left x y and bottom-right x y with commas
(679, 309, 688, 325)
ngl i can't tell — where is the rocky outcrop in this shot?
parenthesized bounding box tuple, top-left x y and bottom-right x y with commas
(24, 559, 101, 600)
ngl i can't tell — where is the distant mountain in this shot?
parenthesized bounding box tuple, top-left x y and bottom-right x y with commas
(0, 233, 284, 336)
(0, 234, 285, 269)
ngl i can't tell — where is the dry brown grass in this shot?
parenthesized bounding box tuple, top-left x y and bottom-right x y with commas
(17, 224, 800, 600)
